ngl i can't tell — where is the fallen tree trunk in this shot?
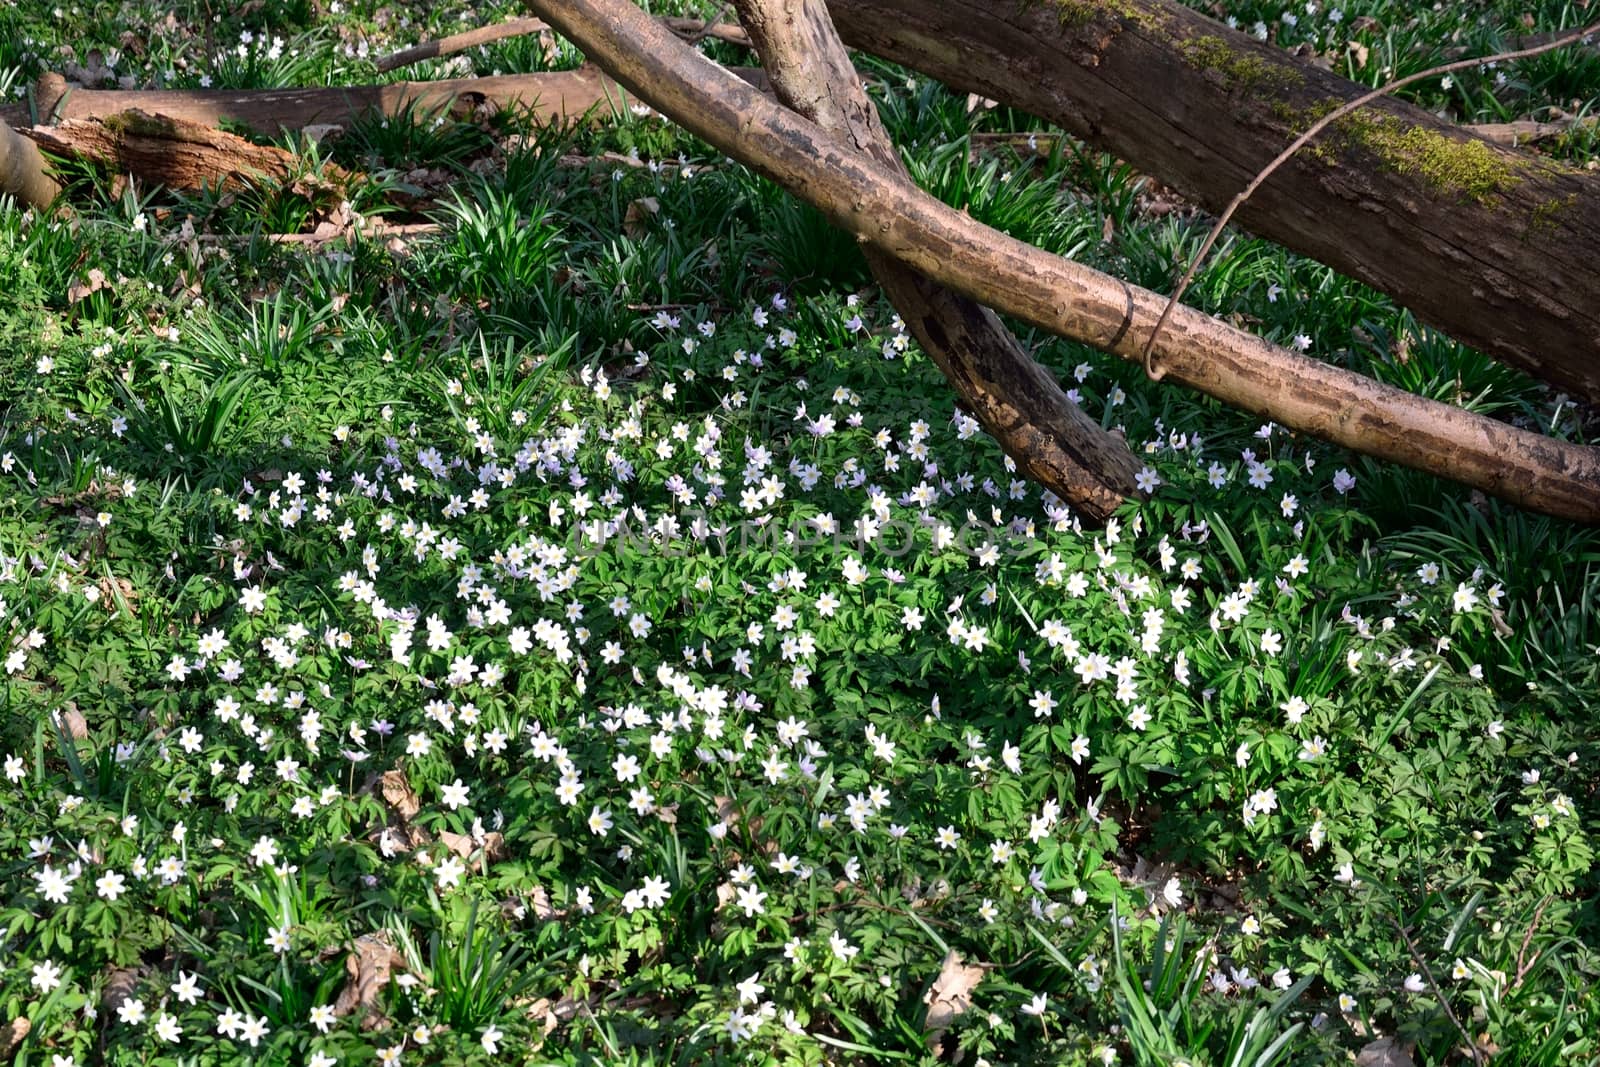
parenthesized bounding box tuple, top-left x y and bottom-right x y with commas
(529, 0, 1600, 523)
(824, 0, 1600, 406)
(23, 110, 347, 192)
(13, 67, 658, 135)
(734, 0, 1139, 520)
(0, 120, 62, 209)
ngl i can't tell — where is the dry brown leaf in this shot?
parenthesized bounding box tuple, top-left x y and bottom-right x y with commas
(1356, 1036, 1416, 1067)
(1349, 40, 1371, 69)
(922, 949, 986, 1034)
(529, 884, 567, 920)
(623, 196, 660, 236)
(68, 267, 109, 305)
(380, 769, 420, 821)
(56, 703, 89, 740)
(334, 932, 405, 1029)
(0, 1017, 30, 1058)
(526, 997, 561, 1046)
(438, 829, 507, 872)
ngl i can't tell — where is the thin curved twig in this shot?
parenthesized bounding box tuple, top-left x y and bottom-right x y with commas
(1388, 912, 1483, 1066)
(1141, 18, 1600, 381)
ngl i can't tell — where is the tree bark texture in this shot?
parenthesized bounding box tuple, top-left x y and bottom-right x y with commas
(734, 0, 1140, 521)
(0, 120, 62, 209)
(23, 111, 348, 192)
(824, 0, 1600, 406)
(526, 0, 1600, 523)
(13, 68, 660, 136)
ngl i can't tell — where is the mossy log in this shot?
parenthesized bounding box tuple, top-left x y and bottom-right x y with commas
(825, 0, 1600, 405)
(527, 0, 1600, 523)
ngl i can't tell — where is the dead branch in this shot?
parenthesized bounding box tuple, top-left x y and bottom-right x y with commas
(375, 17, 551, 72)
(191, 220, 442, 247)
(373, 15, 748, 74)
(529, 0, 1600, 523)
(1467, 113, 1599, 146)
(733, 0, 1139, 519)
(0, 119, 63, 209)
(23, 110, 347, 193)
(1388, 912, 1483, 1066)
(1445, 27, 1599, 58)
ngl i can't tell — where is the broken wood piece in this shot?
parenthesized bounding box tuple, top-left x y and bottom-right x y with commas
(1, 119, 63, 209)
(528, 0, 1600, 523)
(22, 110, 347, 193)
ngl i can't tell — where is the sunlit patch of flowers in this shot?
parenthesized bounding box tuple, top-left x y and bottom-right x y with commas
(0, 283, 1593, 1065)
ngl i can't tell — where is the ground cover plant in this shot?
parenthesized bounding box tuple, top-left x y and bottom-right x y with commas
(1, 0, 1598, 1064)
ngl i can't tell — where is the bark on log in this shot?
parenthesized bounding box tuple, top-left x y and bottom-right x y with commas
(734, 0, 1139, 520)
(527, 0, 1600, 523)
(823, 0, 1600, 406)
(15, 67, 654, 136)
(23, 110, 347, 192)
(0, 120, 62, 209)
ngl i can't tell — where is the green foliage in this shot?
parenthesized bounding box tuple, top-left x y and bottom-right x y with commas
(0, 1, 1596, 1064)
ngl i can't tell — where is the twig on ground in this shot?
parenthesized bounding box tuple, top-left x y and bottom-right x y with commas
(557, 150, 648, 169)
(1445, 26, 1599, 58)
(374, 17, 550, 73)
(1467, 111, 1598, 145)
(661, 16, 751, 47)
(1388, 912, 1483, 1066)
(1513, 895, 1552, 990)
(374, 15, 748, 74)
(1140, 19, 1600, 382)
(683, 4, 732, 44)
